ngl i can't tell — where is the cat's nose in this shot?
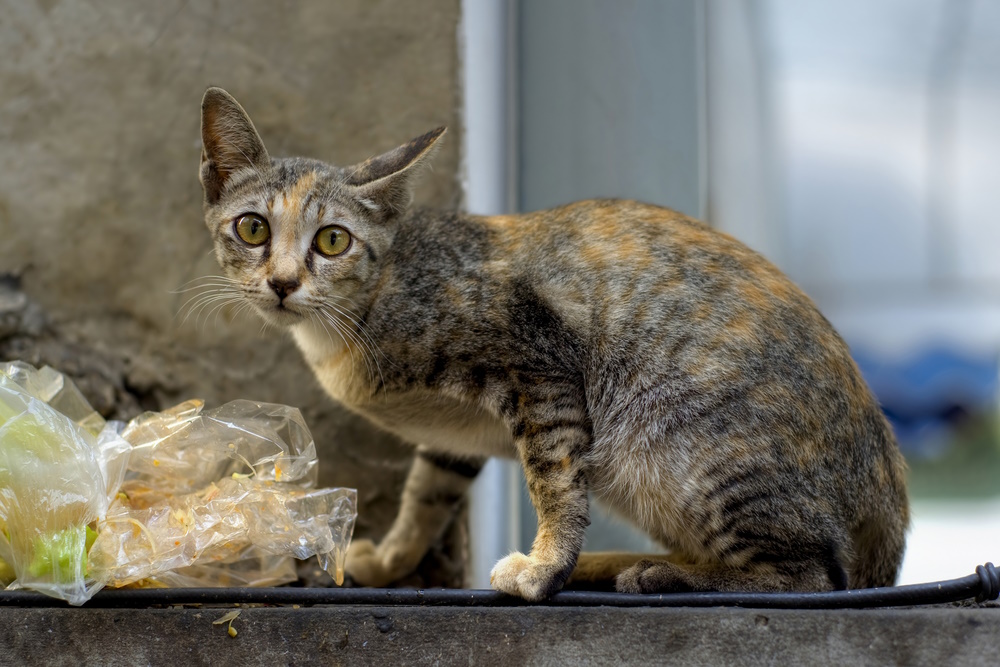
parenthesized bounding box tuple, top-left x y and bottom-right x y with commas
(268, 277, 300, 300)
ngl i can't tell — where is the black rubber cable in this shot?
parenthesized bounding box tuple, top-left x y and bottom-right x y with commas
(0, 562, 996, 609)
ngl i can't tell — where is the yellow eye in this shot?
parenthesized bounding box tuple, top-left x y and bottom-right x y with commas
(314, 226, 351, 256)
(235, 214, 270, 245)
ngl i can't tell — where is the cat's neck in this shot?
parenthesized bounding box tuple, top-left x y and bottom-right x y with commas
(291, 315, 379, 406)
(290, 278, 382, 370)
(291, 317, 349, 368)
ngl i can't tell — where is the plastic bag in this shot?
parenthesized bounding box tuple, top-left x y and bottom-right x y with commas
(0, 362, 131, 605)
(0, 361, 356, 605)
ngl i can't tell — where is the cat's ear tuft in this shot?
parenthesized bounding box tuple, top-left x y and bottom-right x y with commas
(342, 127, 446, 218)
(200, 87, 270, 204)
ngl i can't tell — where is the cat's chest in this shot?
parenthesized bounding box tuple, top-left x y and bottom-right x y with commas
(353, 388, 514, 459)
(295, 326, 514, 458)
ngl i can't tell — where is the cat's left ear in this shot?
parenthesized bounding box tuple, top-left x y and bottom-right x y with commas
(342, 127, 446, 219)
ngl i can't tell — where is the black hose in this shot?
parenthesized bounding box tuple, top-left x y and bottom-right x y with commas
(0, 562, 996, 609)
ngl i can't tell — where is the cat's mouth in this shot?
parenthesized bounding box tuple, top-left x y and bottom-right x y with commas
(259, 300, 307, 325)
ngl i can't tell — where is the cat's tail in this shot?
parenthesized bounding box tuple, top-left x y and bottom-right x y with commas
(566, 552, 650, 590)
(850, 435, 911, 589)
(848, 500, 909, 589)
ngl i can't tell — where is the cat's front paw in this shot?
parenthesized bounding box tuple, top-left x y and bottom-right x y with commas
(490, 552, 569, 601)
(344, 538, 413, 587)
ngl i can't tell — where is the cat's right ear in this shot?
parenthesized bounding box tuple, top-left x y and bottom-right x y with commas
(200, 87, 270, 204)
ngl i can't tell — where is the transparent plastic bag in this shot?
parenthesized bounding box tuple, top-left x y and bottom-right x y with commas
(90, 476, 356, 588)
(120, 398, 320, 494)
(0, 362, 131, 605)
(141, 551, 299, 589)
(0, 361, 356, 605)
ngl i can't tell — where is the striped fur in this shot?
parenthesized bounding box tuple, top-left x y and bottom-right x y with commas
(199, 88, 909, 600)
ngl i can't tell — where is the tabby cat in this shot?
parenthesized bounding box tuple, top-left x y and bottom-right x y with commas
(198, 87, 908, 600)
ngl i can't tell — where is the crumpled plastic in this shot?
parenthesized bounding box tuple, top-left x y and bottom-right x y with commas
(0, 363, 130, 605)
(0, 361, 356, 605)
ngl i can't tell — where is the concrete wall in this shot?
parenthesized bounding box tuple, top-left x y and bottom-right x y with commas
(0, 0, 466, 587)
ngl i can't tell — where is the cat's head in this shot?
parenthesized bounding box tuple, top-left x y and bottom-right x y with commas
(198, 86, 444, 329)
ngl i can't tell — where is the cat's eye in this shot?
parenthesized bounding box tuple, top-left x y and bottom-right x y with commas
(314, 226, 351, 257)
(235, 214, 270, 245)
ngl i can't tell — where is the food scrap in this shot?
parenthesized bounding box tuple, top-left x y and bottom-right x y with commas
(213, 610, 242, 637)
(0, 361, 357, 605)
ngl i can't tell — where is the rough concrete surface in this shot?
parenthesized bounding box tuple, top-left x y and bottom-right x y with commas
(0, 1, 466, 586)
(0, 604, 997, 666)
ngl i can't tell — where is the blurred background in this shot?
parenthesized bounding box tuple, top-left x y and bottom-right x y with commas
(466, 0, 1000, 587)
(0, 0, 996, 590)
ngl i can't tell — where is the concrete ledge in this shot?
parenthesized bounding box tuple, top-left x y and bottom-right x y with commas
(1, 604, 997, 666)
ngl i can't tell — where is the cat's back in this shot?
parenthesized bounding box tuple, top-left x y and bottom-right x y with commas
(497, 200, 891, 437)
(480, 198, 791, 297)
(438, 199, 865, 413)
(476, 199, 826, 348)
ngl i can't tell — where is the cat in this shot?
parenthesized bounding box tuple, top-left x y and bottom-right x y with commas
(198, 87, 909, 600)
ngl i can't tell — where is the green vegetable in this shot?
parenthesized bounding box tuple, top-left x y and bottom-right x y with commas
(0, 405, 75, 466)
(0, 555, 14, 585)
(26, 525, 98, 583)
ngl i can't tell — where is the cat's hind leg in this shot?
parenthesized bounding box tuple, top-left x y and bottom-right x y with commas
(613, 480, 851, 594)
(567, 552, 679, 590)
(345, 447, 483, 586)
(615, 546, 848, 594)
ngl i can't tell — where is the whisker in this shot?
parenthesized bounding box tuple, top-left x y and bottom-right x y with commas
(184, 291, 235, 312)
(323, 295, 393, 365)
(176, 290, 242, 322)
(322, 296, 388, 361)
(311, 312, 357, 387)
(196, 295, 237, 330)
(176, 287, 243, 329)
(171, 274, 242, 294)
(320, 310, 370, 389)
(231, 301, 257, 324)
(318, 304, 386, 399)
(178, 292, 229, 328)
(321, 297, 393, 392)
(170, 281, 241, 294)
(172, 284, 240, 306)
(204, 296, 242, 329)
(318, 308, 362, 377)
(322, 302, 384, 393)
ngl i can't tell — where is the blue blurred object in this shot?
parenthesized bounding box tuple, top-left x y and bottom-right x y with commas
(851, 347, 999, 458)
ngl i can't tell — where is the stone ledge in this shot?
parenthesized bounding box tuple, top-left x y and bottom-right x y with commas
(1, 604, 997, 666)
